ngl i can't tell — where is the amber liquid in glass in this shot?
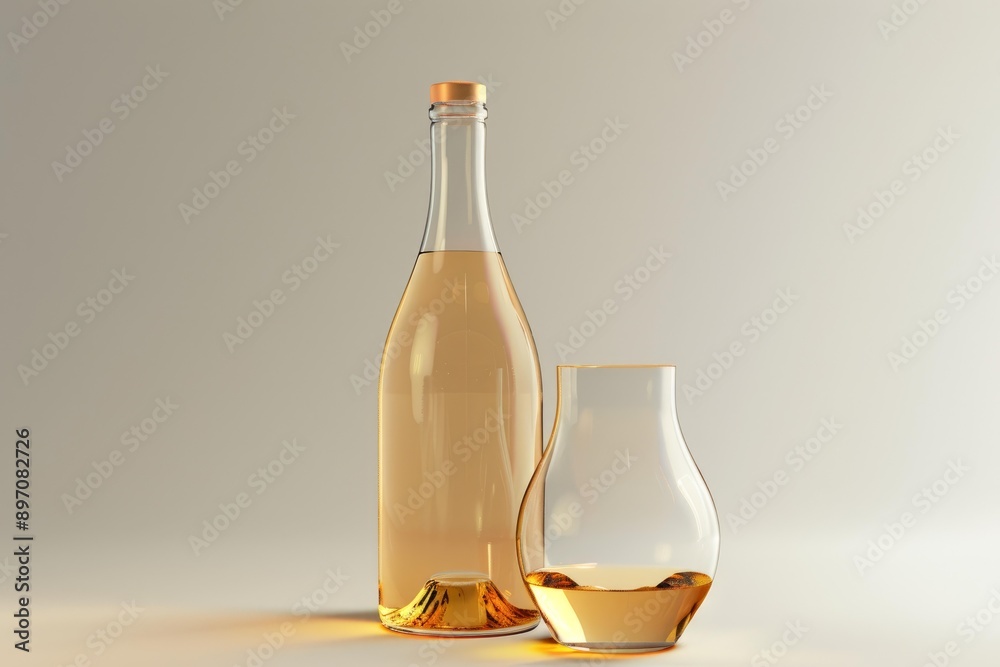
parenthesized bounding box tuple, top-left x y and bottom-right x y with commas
(525, 566, 712, 651)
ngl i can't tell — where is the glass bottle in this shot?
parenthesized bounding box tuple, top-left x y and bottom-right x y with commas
(517, 365, 720, 652)
(378, 81, 542, 636)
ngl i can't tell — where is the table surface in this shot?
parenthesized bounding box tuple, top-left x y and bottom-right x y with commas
(25, 532, 1000, 667)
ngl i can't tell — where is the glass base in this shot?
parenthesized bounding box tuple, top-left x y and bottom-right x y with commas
(559, 641, 675, 653)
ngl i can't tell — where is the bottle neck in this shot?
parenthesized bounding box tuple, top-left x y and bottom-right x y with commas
(419, 101, 498, 253)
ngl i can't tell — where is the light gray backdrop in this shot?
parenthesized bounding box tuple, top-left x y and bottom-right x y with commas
(2, 1, 999, 665)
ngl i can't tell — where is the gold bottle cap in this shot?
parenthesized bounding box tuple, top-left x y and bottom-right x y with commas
(430, 81, 486, 104)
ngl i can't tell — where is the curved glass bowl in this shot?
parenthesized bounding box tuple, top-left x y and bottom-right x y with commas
(516, 364, 720, 652)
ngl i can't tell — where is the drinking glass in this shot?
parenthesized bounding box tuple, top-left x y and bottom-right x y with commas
(516, 364, 720, 652)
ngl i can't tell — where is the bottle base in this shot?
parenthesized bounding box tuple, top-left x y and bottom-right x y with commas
(381, 619, 541, 638)
(379, 573, 539, 636)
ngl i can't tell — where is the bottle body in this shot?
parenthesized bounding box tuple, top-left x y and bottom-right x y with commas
(378, 84, 542, 635)
(378, 251, 541, 634)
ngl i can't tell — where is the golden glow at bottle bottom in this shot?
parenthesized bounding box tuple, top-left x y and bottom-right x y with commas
(378, 574, 538, 636)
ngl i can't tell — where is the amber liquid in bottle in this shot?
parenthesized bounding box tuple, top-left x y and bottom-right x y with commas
(378, 83, 541, 635)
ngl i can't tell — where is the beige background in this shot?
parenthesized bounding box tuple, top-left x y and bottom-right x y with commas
(2, 1, 1000, 665)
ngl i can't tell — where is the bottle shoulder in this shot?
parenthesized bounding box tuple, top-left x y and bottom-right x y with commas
(380, 252, 540, 381)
